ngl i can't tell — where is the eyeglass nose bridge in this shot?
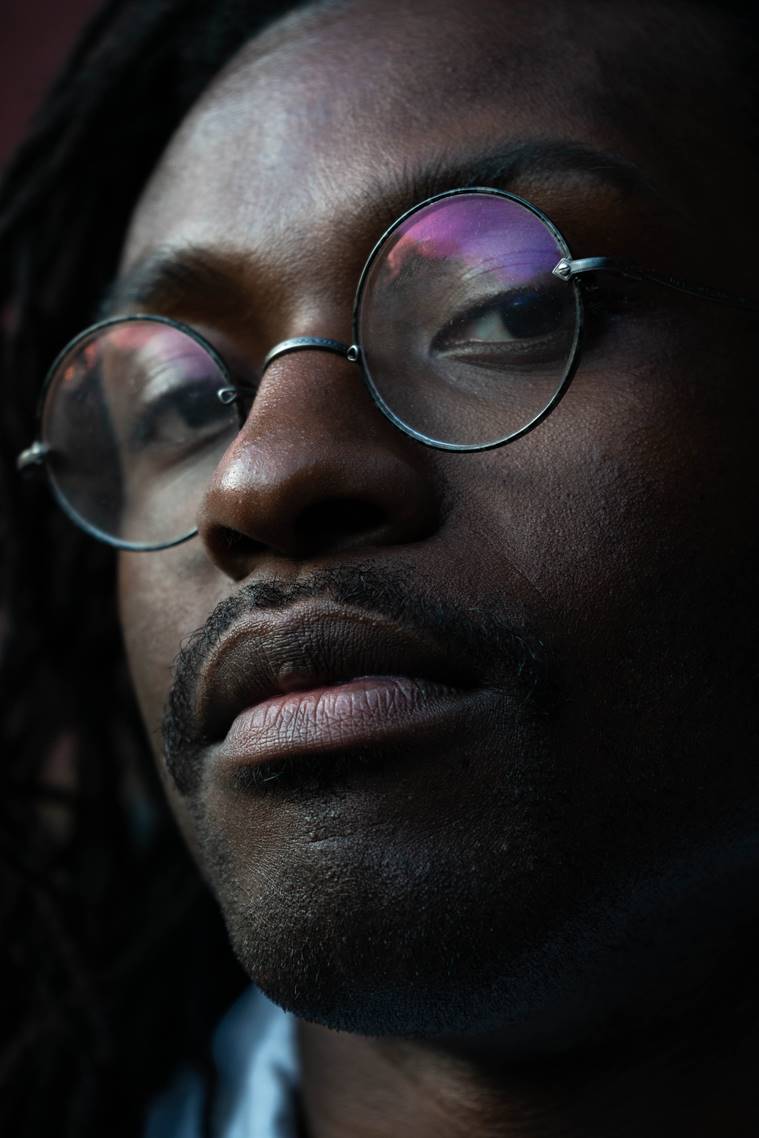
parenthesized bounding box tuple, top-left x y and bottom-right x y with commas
(216, 337, 363, 412)
(261, 336, 360, 373)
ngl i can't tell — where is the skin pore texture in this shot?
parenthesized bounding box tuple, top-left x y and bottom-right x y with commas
(115, 0, 759, 1134)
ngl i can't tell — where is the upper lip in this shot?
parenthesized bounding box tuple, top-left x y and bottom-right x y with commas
(196, 600, 479, 743)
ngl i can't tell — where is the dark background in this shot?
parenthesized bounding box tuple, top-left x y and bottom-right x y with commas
(1, 0, 101, 165)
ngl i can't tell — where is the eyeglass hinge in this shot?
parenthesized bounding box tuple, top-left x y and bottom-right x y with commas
(346, 344, 360, 363)
(17, 440, 50, 472)
(552, 258, 574, 282)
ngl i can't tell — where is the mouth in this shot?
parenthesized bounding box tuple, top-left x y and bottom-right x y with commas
(195, 600, 489, 774)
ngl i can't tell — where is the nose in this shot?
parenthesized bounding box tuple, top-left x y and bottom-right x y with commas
(196, 346, 443, 578)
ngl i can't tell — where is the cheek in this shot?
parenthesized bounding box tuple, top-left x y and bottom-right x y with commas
(117, 544, 224, 757)
(463, 350, 755, 649)
(118, 544, 233, 863)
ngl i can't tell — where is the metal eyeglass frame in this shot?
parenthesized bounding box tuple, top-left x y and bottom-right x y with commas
(17, 185, 759, 551)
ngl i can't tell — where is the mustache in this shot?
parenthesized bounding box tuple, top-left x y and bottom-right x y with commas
(162, 562, 547, 796)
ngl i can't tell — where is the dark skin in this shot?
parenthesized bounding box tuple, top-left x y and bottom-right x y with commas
(114, 0, 759, 1134)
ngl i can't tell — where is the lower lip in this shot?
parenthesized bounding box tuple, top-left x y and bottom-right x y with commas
(212, 675, 479, 770)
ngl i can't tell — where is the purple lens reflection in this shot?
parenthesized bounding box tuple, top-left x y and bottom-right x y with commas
(357, 191, 579, 448)
(385, 195, 560, 285)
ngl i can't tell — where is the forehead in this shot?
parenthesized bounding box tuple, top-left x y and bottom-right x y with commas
(121, 0, 745, 312)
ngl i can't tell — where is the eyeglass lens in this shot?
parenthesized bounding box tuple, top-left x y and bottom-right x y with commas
(41, 321, 240, 549)
(39, 191, 580, 549)
(358, 192, 579, 449)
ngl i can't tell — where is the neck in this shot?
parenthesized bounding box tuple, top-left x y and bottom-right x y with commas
(295, 989, 759, 1138)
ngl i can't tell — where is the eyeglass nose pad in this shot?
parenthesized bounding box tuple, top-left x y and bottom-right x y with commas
(261, 336, 358, 373)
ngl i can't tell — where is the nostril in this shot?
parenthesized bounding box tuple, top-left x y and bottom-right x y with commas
(297, 497, 387, 554)
(216, 526, 267, 558)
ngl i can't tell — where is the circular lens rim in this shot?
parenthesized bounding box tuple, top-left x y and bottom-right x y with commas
(351, 186, 584, 452)
(39, 313, 237, 552)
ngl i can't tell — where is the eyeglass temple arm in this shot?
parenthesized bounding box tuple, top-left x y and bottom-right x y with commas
(553, 256, 759, 313)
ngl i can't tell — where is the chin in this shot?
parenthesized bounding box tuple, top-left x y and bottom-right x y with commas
(184, 738, 759, 1055)
(192, 808, 646, 1053)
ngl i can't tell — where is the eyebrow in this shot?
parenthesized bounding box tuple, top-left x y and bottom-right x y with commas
(102, 140, 663, 320)
(101, 247, 255, 322)
(377, 140, 660, 217)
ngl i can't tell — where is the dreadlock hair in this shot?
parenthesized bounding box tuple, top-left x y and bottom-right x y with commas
(0, 2, 298, 1135)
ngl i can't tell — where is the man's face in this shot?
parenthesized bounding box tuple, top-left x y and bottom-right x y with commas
(116, 0, 759, 1049)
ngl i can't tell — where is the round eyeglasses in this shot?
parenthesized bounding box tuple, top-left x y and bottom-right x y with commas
(17, 186, 758, 551)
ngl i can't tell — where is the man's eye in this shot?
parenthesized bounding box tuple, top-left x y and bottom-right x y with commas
(453, 289, 564, 343)
(430, 286, 571, 362)
(128, 379, 234, 453)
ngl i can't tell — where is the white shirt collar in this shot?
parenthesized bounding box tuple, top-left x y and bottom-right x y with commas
(144, 986, 300, 1138)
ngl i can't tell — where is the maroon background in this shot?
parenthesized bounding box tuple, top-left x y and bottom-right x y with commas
(1, 0, 101, 166)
